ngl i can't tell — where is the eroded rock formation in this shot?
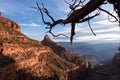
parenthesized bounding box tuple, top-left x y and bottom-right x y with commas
(0, 15, 89, 80)
(42, 35, 89, 80)
(42, 35, 88, 65)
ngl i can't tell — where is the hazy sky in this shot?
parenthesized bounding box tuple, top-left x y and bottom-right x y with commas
(0, 0, 120, 44)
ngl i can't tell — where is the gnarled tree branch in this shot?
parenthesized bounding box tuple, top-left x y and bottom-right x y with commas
(34, 0, 120, 43)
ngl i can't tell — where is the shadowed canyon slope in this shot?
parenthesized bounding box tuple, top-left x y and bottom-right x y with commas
(90, 52, 120, 80)
(0, 14, 89, 80)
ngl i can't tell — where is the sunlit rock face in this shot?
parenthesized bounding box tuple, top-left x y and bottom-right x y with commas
(0, 15, 90, 80)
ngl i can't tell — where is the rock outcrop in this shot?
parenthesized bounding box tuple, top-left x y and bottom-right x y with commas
(90, 52, 120, 80)
(42, 35, 88, 65)
(112, 53, 120, 65)
(96, 52, 120, 74)
(0, 12, 20, 32)
(42, 35, 89, 80)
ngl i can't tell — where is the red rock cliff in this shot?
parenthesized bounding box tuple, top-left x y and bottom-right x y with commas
(0, 15, 90, 80)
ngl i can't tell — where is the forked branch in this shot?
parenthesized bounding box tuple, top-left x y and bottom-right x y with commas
(34, 0, 120, 43)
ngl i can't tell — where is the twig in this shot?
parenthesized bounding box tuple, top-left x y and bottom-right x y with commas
(99, 7, 118, 22)
(88, 17, 96, 36)
(46, 31, 69, 38)
(78, 13, 99, 23)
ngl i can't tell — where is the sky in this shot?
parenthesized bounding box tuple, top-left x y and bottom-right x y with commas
(0, 0, 120, 44)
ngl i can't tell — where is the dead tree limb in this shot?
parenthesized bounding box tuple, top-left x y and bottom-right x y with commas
(34, 0, 120, 43)
(64, 0, 106, 23)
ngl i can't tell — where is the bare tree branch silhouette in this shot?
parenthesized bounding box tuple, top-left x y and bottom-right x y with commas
(33, 0, 120, 44)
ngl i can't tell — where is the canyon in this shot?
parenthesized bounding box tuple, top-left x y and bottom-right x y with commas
(0, 12, 89, 80)
(0, 12, 120, 80)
